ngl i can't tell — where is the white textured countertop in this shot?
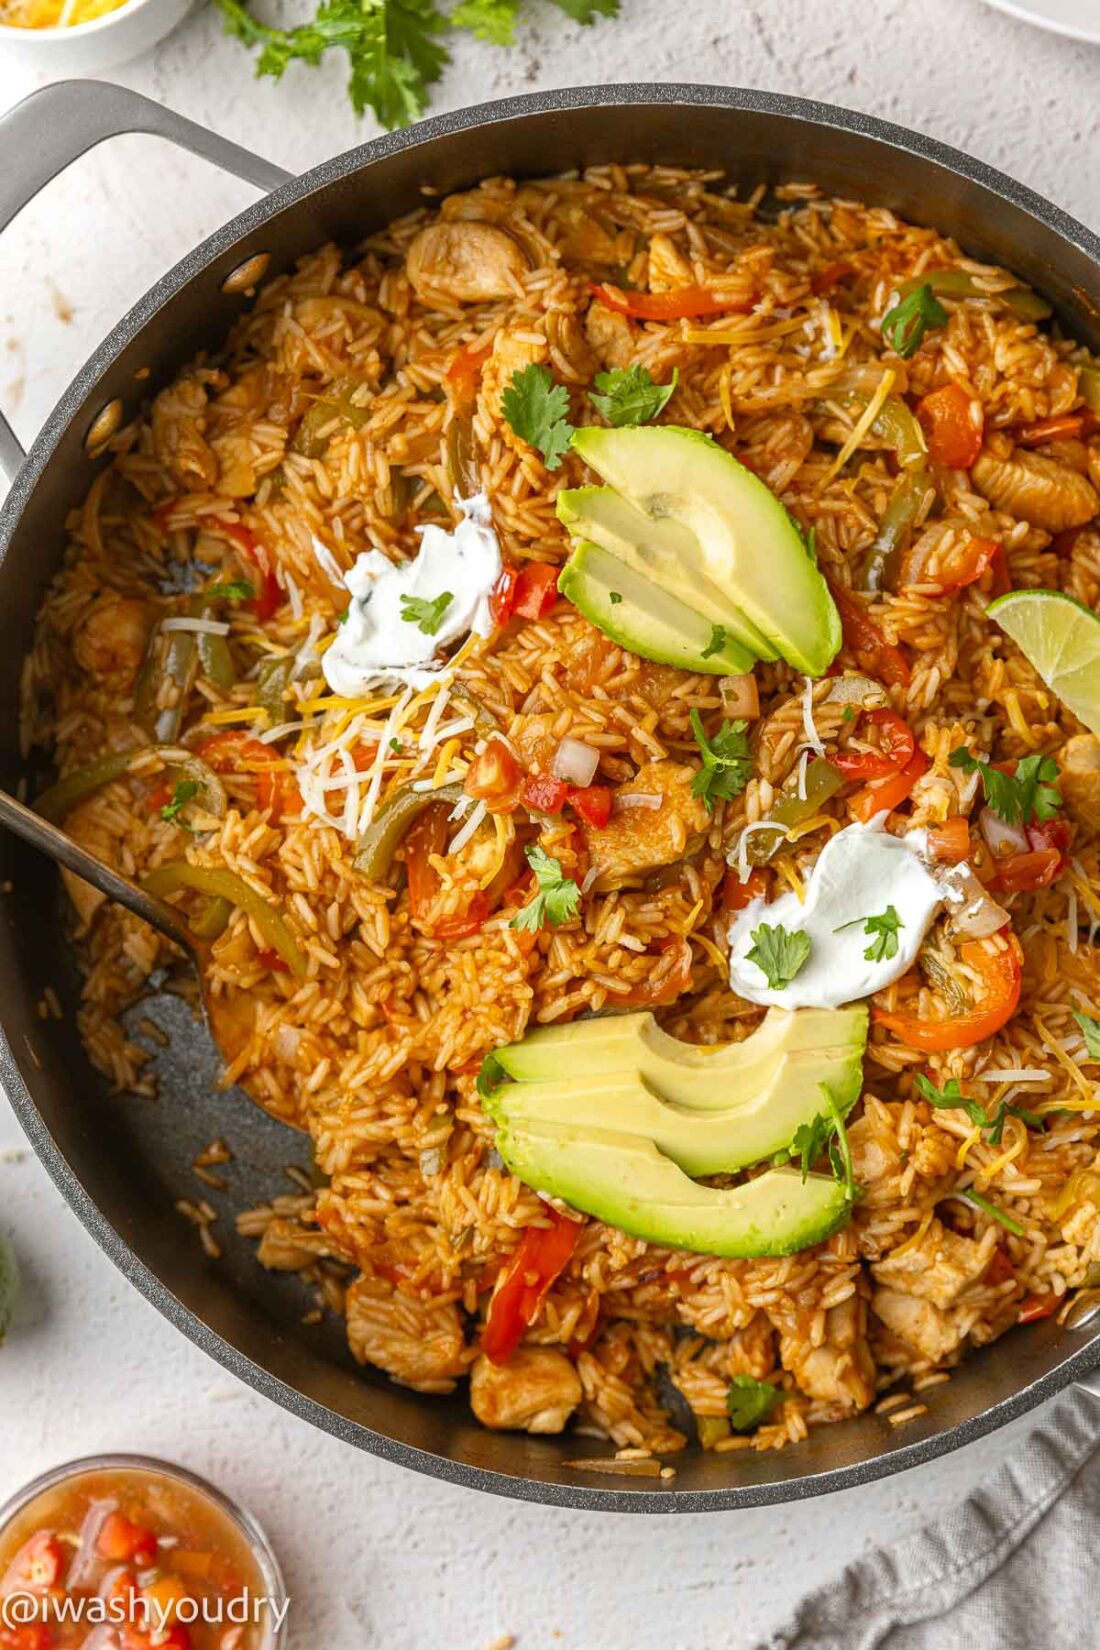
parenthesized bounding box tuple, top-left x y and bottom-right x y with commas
(0, 4, 1097, 1646)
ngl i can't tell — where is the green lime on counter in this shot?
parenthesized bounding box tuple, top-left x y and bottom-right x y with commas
(988, 588, 1100, 737)
(0, 1230, 18, 1345)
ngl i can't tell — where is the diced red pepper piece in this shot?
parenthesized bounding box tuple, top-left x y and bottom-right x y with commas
(464, 741, 522, 814)
(721, 867, 769, 913)
(916, 383, 984, 469)
(567, 784, 613, 828)
(221, 522, 281, 621)
(489, 566, 520, 626)
(590, 282, 754, 321)
(432, 892, 490, 940)
(833, 708, 916, 781)
(926, 817, 970, 864)
(849, 748, 930, 823)
(521, 773, 568, 814)
(874, 936, 1022, 1051)
(512, 563, 559, 620)
(1018, 1291, 1059, 1323)
(827, 578, 912, 688)
(481, 1209, 581, 1363)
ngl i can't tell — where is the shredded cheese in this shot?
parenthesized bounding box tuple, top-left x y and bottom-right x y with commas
(818, 367, 896, 489)
(199, 706, 269, 728)
(161, 616, 231, 636)
(772, 854, 806, 903)
(800, 677, 826, 756)
(448, 799, 487, 857)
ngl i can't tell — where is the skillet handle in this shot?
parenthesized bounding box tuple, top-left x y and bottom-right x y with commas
(0, 79, 293, 482)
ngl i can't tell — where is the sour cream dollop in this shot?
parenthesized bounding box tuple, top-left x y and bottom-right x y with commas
(322, 494, 501, 696)
(727, 819, 943, 1010)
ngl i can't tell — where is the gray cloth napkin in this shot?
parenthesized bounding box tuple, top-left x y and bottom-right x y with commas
(761, 1388, 1100, 1650)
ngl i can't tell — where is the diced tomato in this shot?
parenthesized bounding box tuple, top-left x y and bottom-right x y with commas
(985, 1248, 1016, 1287)
(849, 748, 930, 823)
(445, 343, 491, 408)
(590, 281, 755, 321)
(512, 563, 560, 620)
(995, 848, 1063, 894)
(489, 566, 520, 626)
(0, 1626, 54, 1650)
(874, 934, 1023, 1051)
(934, 534, 1000, 592)
(195, 731, 287, 817)
(834, 708, 916, 781)
(1018, 1291, 1059, 1323)
(916, 383, 983, 469)
(432, 892, 490, 940)
(464, 740, 522, 814)
(521, 772, 568, 814)
(811, 262, 855, 297)
(481, 1208, 581, 1363)
(1027, 816, 1072, 858)
(1, 1532, 64, 1594)
(1013, 413, 1085, 447)
(721, 867, 769, 913)
(221, 522, 281, 622)
(567, 784, 613, 828)
(256, 948, 290, 974)
(827, 577, 911, 688)
(926, 817, 970, 864)
(97, 1513, 158, 1568)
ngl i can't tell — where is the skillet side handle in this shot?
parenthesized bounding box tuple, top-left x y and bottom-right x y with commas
(0, 79, 293, 482)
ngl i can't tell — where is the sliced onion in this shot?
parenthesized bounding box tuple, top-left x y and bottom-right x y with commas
(720, 673, 759, 719)
(68, 1499, 118, 1589)
(943, 864, 1011, 938)
(614, 792, 662, 811)
(979, 807, 1028, 857)
(552, 737, 600, 787)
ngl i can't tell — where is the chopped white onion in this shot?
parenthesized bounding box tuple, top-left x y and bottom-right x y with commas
(68, 1501, 119, 1589)
(943, 864, 1011, 938)
(720, 673, 759, 719)
(161, 616, 231, 636)
(979, 807, 1028, 857)
(614, 792, 662, 811)
(419, 1146, 445, 1176)
(272, 1022, 303, 1061)
(552, 737, 600, 787)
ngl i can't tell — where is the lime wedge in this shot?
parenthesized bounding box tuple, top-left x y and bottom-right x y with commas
(988, 589, 1100, 736)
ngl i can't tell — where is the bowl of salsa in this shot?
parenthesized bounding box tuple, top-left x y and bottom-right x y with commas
(0, 1456, 287, 1650)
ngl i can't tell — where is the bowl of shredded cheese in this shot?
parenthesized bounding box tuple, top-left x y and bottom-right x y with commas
(0, 0, 194, 70)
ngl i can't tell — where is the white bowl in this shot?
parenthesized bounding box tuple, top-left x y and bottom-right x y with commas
(0, 0, 194, 72)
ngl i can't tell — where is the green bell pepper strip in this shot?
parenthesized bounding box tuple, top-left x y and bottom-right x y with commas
(36, 746, 227, 825)
(354, 781, 465, 880)
(255, 656, 294, 725)
(189, 894, 235, 942)
(134, 598, 236, 741)
(743, 757, 844, 867)
(142, 861, 307, 981)
(896, 270, 1051, 322)
(858, 467, 930, 592)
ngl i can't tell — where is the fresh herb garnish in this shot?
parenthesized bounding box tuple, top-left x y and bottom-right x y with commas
(476, 1052, 506, 1099)
(589, 364, 678, 427)
(835, 905, 903, 963)
(161, 779, 198, 824)
(337, 608, 349, 625)
(701, 625, 727, 661)
(987, 1100, 1043, 1146)
(792, 518, 818, 562)
(916, 1074, 1042, 1144)
(609, 591, 623, 605)
(726, 1374, 781, 1433)
(746, 922, 811, 992)
(205, 579, 255, 602)
(790, 1085, 859, 1202)
(510, 845, 581, 932)
(400, 590, 454, 635)
(501, 364, 574, 470)
(964, 1187, 1024, 1237)
(948, 747, 1062, 826)
(1073, 1010, 1100, 1059)
(390, 737, 405, 754)
(689, 708, 752, 811)
(881, 282, 948, 359)
(213, 0, 619, 130)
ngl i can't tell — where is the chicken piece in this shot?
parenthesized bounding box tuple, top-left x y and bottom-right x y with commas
(469, 1348, 582, 1433)
(151, 372, 218, 491)
(972, 436, 1099, 533)
(872, 1218, 996, 1310)
(779, 1297, 876, 1411)
(345, 1276, 468, 1394)
(584, 300, 635, 372)
(406, 221, 528, 305)
(1060, 734, 1100, 824)
(58, 796, 120, 931)
(546, 309, 598, 384)
(646, 231, 695, 291)
(72, 594, 152, 692)
(872, 1287, 970, 1364)
(585, 761, 710, 892)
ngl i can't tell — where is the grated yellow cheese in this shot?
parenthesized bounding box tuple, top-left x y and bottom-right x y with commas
(693, 933, 728, 974)
(979, 1115, 1028, 1184)
(199, 705, 270, 728)
(431, 738, 462, 789)
(772, 855, 805, 902)
(889, 1208, 934, 1258)
(956, 1126, 983, 1170)
(1034, 1015, 1094, 1102)
(1001, 688, 1040, 748)
(818, 367, 896, 489)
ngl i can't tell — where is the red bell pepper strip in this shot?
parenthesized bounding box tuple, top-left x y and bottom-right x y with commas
(916, 383, 984, 469)
(222, 523, 281, 622)
(935, 534, 1000, 593)
(567, 784, 613, 828)
(810, 262, 855, 296)
(482, 1209, 581, 1363)
(195, 731, 287, 817)
(1018, 1291, 1060, 1323)
(404, 802, 450, 921)
(513, 563, 560, 620)
(926, 817, 970, 864)
(432, 892, 491, 940)
(590, 282, 754, 321)
(521, 773, 568, 814)
(849, 748, 930, 823)
(827, 577, 912, 688)
(1013, 413, 1085, 446)
(833, 708, 916, 781)
(489, 567, 519, 626)
(874, 935, 1022, 1051)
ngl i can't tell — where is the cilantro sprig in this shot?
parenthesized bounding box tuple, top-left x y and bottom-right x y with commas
(916, 1073, 1041, 1146)
(475, 1052, 507, 1099)
(745, 922, 811, 992)
(881, 282, 948, 359)
(501, 364, 574, 469)
(948, 748, 1062, 826)
(726, 1375, 781, 1433)
(790, 1085, 859, 1203)
(835, 905, 904, 963)
(701, 626, 727, 661)
(589, 365, 678, 428)
(510, 845, 581, 932)
(1073, 1011, 1100, 1060)
(400, 590, 454, 635)
(689, 708, 752, 811)
(161, 779, 198, 825)
(206, 579, 255, 602)
(214, 0, 619, 129)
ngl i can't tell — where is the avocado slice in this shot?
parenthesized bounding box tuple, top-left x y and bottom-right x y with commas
(493, 1004, 868, 1110)
(496, 1121, 851, 1258)
(558, 485, 777, 661)
(558, 540, 757, 675)
(565, 426, 842, 677)
(485, 1051, 862, 1177)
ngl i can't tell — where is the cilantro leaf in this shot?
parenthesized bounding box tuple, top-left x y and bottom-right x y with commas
(791, 1111, 833, 1182)
(510, 845, 581, 932)
(987, 1100, 1043, 1146)
(501, 365, 574, 470)
(589, 365, 678, 428)
(1074, 1010, 1100, 1059)
(450, 0, 521, 41)
(790, 1085, 859, 1203)
(881, 282, 948, 359)
(689, 708, 752, 811)
(206, 579, 255, 602)
(745, 922, 811, 991)
(726, 1374, 781, 1432)
(948, 747, 1062, 826)
(476, 1052, 507, 1098)
(701, 625, 727, 661)
(400, 590, 453, 635)
(609, 591, 623, 605)
(964, 1187, 1024, 1237)
(835, 906, 904, 962)
(161, 780, 198, 825)
(916, 1073, 1044, 1145)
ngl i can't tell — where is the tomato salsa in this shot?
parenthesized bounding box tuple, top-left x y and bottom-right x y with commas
(0, 1460, 285, 1650)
